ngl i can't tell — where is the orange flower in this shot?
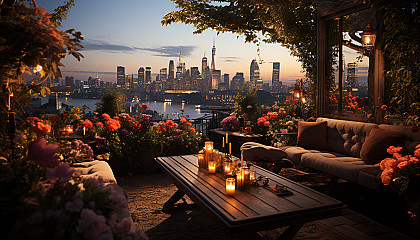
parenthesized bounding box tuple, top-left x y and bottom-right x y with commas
(166, 120, 176, 128)
(190, 128, 195, 132)
(106, 119, 121, 132)
(31, 122, 51, 136)
(186, 121, 192, 127)
(387, 146, 402, 155)
(264, 121, 270, 127)
(158, 126, 166, 132)
(141, 103, 148, 109)
(381, 105, 387, 110)
(95, 122, 104, 127)
(180, 118, 187, 123)
(83, 119, 93, 129)
(102, 113, 110, 120)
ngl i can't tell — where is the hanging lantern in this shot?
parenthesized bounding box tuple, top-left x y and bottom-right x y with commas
(361, 22, 376, 48)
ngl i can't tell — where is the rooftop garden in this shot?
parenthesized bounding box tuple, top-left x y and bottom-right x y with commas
(0, 0, 419, 239)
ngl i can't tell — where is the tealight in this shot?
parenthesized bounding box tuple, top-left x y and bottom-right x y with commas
(208, 161, 216, 174)
(226, 177, 236, 196)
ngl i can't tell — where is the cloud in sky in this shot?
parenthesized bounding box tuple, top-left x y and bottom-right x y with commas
(82, 39, 197, 57)
(61, 70, 115, 75)
(219, 56, 241, 62)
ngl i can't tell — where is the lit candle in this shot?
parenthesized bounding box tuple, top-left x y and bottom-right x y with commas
(208, 161, 216, 174)
(241, 153, 244, 167)
(226, 177, 236, 196)
(222, 137, 225, 148)
(250, 170, 256, 182)
(83, 126, 86, 135)
(243, 167, 250, 185)
(229, 143, 232, 155)
(67, 125, 73, 134)
(236, 169, 243, 188)
(223, 160, 232, 175)
(198, 150, 204, 168)
(204, 141, 213, 167)
(226, 132, 228, 144)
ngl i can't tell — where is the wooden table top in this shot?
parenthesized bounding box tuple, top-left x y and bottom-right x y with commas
(155, 155, 344, 234)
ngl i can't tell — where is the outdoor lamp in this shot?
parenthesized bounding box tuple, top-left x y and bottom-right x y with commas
(361, 22, 376, 48)
(292, 84, 301, 99)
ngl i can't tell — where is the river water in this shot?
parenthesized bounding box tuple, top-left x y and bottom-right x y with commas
(40, 97, 213, 119)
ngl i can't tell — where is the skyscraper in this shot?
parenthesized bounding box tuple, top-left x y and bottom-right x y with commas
(167, 60, 174, 89)
(138, 66, 145, 88)
(211, 70, 221, 90)
(231, 72, 245, 90)
(202, 53, 211, 92)
(160, 68, 167, 90)
(117, 66, 125, 87)
(272, 62, 281, 92)
(345, 62, 358, 94)
(145, 67, 152, 84)
(250, 59, 260, 87)
(211, 40, 216, 71)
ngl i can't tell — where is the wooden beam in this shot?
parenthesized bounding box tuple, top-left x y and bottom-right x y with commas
(317, 15, 326, 117)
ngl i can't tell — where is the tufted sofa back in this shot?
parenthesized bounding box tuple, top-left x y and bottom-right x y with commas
(316, 117, 377, 157)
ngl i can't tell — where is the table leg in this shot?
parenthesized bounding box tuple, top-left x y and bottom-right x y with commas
(162, 189, 185, 212)
(277, 223, 304, 240)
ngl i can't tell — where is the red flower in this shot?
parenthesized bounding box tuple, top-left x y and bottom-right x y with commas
(180, 118, 187, 123)
(113, 116, 119, 120)
(102, 113, 110, 120)
(83, 119, 93, 129)
(166, 120, 176, 128)
(141, 103, 148, 109)
(158, 126, 166, 132)
(285, 100, 291, 104)
(95, 122, 104, 127)
(106, 119, 121, 131)
(293, 99, 299, 104)
(265, 106, 270, 110)
(381, 105, 387, 110)
(62, 114, 68, 118)
(31, 122, 51, 136)
(264, 121, 270, 127)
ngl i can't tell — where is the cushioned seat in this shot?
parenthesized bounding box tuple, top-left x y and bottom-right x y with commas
(74, 160, 117, 183)
(300, 153, 380, 185)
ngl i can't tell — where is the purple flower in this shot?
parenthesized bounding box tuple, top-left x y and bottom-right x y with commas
(220, 116, 239, 130)
(46, 162, 75, 183)
(247, 105, 253, 109)
(28, 137, 59, 168)
(176, 129, 183, 134)
(121, 129, 129, 135)
(64, 146, 72, 154)
(71, 139, 83, 149)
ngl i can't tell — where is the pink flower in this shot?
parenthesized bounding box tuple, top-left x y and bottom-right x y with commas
(46, 162, 75, 183)
(77, 209, 112, 240)
(247, 105, 252, 109)
(28, 137, 59, 168)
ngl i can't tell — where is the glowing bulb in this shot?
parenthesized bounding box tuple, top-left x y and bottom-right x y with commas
(302, 98, 306, 103)
(35, 65, 42, 72)
(296, 93, 300, 98)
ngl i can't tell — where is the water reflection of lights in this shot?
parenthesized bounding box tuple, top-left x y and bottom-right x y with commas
(163, 102, 167, 112)
(181, 102, 185, 110)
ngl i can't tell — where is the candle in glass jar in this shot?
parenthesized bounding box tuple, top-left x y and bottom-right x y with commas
(226, 177, 236, 196)
(208, 161, 216, 174)
(223, 161, 232, 175)
(243, 167, 250, 185)
(250, 170, 256, 182)
(198, 150, 205, 168)
(236, 170, 243, 188)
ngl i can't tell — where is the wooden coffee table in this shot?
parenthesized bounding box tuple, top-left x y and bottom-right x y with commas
(155, 155, 344, 239)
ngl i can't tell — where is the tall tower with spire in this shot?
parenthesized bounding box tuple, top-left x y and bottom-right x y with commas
(211, 39, 216, 71)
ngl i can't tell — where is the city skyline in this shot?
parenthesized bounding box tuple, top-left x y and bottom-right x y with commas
(36, 0, 306, 85)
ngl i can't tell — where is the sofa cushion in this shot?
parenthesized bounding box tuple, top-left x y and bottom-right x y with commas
(378, 124, 420, 153)
(73, 160, 117, 183)
(360, 126, 406, 164)
(316, 118, 377, 158)
(297, 121, 327, 150)
(241, 142, 287, 162)
(300, 153, 379, 183)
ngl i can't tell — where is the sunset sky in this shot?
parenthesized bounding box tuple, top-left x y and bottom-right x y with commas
(37, 0, 368, 86)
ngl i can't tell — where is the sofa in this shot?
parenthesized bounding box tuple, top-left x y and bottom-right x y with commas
(244, 117, 420, 189)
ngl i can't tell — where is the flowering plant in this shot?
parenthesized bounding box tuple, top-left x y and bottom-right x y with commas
(220, 116, 239, 131)
(380, 145, 420, 219)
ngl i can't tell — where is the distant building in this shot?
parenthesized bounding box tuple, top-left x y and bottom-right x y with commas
(201, 54, 211, 92)
(160, 68, 167, 90)
(145, 67, 152, 84)
(168, 60, 174, 89)
(138, 66, 145, 89)
(250, 59, 260, 87)
(117, 66, 125, 87)
(219, 73, 229, 91)
(345, 62, 358, 94)
(211, 70, 221, 90)
(231, 72, 245, 90)
(211, 40, 216, 71)
(272, 62, 281, 92)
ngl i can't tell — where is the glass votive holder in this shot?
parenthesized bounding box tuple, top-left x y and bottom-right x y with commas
(198, 150, 205, 168)
(243, 166, 250, 186)
(226, 177, 236, 196)
(223, 160, 232, 175)
(250, 170, 256, 183)
(236, 169, 243, 189)
(205, 141, 213, 153)
(208, 160, 216, 174)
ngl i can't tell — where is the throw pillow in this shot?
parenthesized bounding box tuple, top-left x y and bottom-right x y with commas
(297, 121, 327, 150)
(360, 126, 406, 164)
